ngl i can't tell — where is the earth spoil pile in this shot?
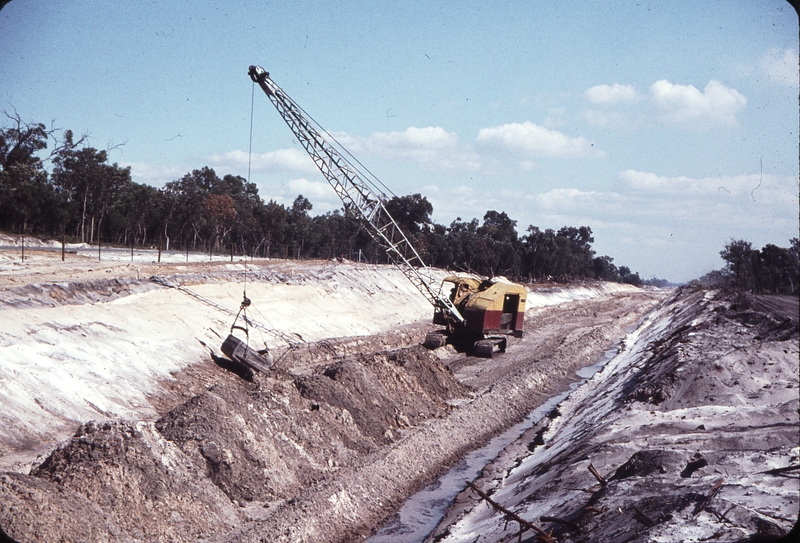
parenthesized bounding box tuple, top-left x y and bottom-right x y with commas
(0, 345, 468, 542)
(428, 287, 799, 543)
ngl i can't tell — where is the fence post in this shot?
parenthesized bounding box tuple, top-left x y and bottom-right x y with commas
(158, 238, 162, 263)
(62, 231, 66, 262)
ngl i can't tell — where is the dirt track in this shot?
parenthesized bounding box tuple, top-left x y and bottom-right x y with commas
(0, 251, 666, 542)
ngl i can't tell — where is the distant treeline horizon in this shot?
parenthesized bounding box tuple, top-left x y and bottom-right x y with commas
(3, 113, 796, 291)
(699, 238, 799, 296)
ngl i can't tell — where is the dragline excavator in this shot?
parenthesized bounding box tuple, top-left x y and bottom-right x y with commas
(248, 65, 526, 357)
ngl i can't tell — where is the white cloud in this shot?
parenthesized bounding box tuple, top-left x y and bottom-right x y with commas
(620, 169, 798, 205)
(761, 48, 799, 87)
(367, 126, 482, 171)
(124, 162, 187, 187)
(622, 169, 740, 194)
(331, 126, 481, 172)
(585, 83, 639, 105)
(476, 121, 603, 158)
(256, 177, 341, 215)
(425, 184, 503, 222)
(583, 79, 747, 128)
(530, 188, 604, 210)
(208, 148, 316, 174)
(287, 177, 334, 201)
(338, 126, 458, 159)
(371, 126, 458, 153)
(648, 79, 746, 126)
(581, 108, 635, 129)
(622, 169, 689, 191)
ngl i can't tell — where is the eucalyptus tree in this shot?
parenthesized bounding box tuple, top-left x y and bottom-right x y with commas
(221, 174, 262, 255)
(592, 255, 620, 282)
(51, 142, 129, 244)
(108, 180, 161, 246)
(551, 226, 595, 281)
(522, 226, 557, 282)
(163, 169, 216, 250)
(257, 199, 289, 258)
(477, 210, 522, 277)
(0, 111, 48, 171)
(205, 193, 238, 253)
(0, 112, 55, 234)
(288, 195, 313, 258)
(445, 217, 481, 274)
(720, 239, 755, 292)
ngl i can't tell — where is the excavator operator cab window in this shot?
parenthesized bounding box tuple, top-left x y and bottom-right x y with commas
(444, 280, 472, 305)
(439, 280, 454, 299)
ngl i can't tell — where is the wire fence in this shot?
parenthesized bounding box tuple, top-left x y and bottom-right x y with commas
(2, 234, 383, 265)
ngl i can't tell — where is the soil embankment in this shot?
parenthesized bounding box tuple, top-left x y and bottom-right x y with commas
(0, 245, 666, 542)
(0, 256, 440, 469)
(226, 289, 661, 543)
(428, 288, 799, 543)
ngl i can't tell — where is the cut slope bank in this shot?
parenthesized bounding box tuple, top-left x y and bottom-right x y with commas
(429, 288, 799, 543)
(0, 249, 662, 542)
(0, 260, 442, 467)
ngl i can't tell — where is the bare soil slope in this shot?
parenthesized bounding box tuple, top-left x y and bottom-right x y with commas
(0, 255, 441, 469)
(0, 245, 663, 542)
(428, 288, 799, 543)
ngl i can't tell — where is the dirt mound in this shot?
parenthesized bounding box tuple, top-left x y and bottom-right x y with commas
(0, 472, 113, 542)
(154, 371, 376, 505)
(155, 345, 467, 506)
(2, 420, 239, 542)
(295, 347, 469, 444)
(0, 344, 469, 542)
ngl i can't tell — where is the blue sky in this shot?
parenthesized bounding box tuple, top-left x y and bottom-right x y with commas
(1, 0, 797, 283)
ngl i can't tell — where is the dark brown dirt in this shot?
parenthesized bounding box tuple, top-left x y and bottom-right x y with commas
(2, 420, 240, 542)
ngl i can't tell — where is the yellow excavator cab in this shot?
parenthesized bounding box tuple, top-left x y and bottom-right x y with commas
(438, 275, 526, 338)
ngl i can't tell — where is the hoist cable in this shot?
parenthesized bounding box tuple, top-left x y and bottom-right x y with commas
(247, 81, 256, 185)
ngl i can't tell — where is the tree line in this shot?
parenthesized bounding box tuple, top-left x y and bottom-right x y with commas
(0, 112, 650, 284)
(702, 238, 799, 295)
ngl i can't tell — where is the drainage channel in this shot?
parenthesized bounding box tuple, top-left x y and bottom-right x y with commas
(365, 350, 617, 543)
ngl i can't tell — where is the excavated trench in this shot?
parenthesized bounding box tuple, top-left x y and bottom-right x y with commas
(0, 275, 665, 543)
(426, 289, 799, 543)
